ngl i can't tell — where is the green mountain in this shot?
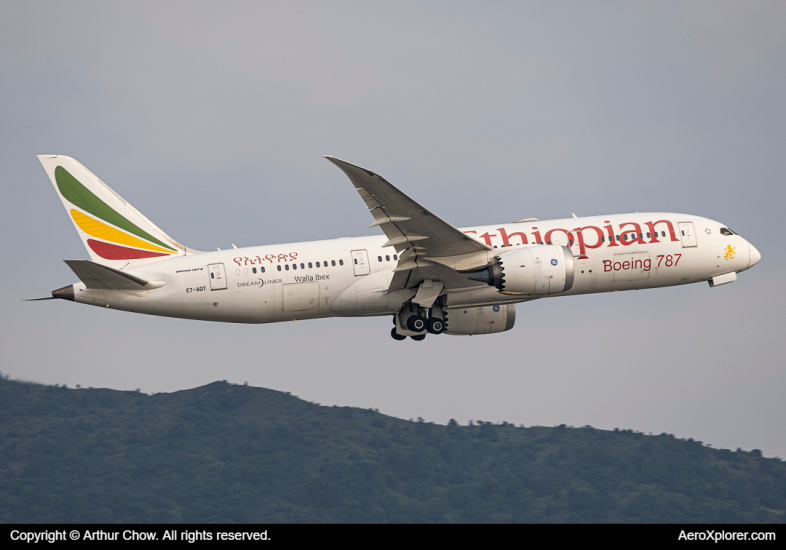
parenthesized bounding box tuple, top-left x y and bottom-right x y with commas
(0, 376, 783, 523)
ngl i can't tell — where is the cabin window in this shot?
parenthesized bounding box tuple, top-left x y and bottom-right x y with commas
(681, 230, 685, 236)
(661, 231, 666, 237)
(300, 263, 304, 269)
(277, 265, 281, 271)
(546, 241, 551, 245)
(639, 233, 643, 239)
(616, 235, 620, 241)
(292, 263, 297, 270)
(493, 245, 497, 248)
(339, 259, 344, 265)
(331, 260, 336, 266)
(285, 264, 290, 271)
(601, 236, 605, 242)
(244, 268, 249, 274)
(316, 262, 320, 267)
(252, 267, 257, 273)
(308, 262, 312, 268)
(261, 267, 265, 273)
(378, 256, 382, 262)
(647, 232, 651, 238)
(386, 255, 390, 261)
(393, 254, 398, 260)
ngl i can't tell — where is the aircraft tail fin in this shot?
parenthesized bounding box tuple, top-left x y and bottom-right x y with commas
(37, 155, 192, 267)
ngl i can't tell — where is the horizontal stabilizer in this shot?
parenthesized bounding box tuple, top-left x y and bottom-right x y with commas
(64, 260, 149, 290)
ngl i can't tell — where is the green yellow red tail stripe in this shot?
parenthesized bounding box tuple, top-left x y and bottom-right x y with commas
(55, 166, 177, 252)
(70, 210, 175, 255)
(55, 166, 179, 260)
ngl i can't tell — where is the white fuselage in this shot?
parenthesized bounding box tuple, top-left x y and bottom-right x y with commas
(69, 213, 759, 324)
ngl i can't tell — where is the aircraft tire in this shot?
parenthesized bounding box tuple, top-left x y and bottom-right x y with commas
(390, 328, 406, 341)
(410, 334, 426, 341)
(426, 318, 445, 334)
(406, 315, 427, 333)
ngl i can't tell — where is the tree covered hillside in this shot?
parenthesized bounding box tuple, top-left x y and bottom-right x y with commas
(0, 376, 783, 523)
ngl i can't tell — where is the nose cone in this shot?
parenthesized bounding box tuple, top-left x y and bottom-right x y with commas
(748, 243, 761, 269)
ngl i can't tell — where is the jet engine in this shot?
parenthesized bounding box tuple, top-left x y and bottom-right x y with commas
(469, 245, 575, 296)
(444, 304, 516, 335)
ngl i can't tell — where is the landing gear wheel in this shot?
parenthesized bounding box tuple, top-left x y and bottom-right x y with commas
(426, 318, 445, 334)
(406, 315, 427, 333)
(390, 328, 406, 341)
(410, 334, 426, 341)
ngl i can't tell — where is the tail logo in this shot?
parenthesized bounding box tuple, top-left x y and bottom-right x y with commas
(56, 166, 178, 260)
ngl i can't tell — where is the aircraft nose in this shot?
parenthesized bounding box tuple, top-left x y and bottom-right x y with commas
(748, 243, 761, 268)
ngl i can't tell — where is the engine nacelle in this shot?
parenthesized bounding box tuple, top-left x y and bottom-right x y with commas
(469, 245, 575, 296)
(444, 304, 516, 335)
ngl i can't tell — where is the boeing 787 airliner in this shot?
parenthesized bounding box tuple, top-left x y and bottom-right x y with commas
(35, 155, 760, 340)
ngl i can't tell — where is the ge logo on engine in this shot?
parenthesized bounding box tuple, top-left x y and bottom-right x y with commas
(551, 259, 558, 266)
(493, 305, 500, 312)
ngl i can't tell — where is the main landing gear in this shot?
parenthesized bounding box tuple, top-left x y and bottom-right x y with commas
(390, 305, 447, 341)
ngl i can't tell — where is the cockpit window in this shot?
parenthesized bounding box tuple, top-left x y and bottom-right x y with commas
(720, 227, 737, 236)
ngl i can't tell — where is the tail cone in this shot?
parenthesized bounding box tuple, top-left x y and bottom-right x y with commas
(52, 285, 74, 301)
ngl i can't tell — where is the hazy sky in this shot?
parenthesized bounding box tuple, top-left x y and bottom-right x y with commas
(1, 1, 785, 456)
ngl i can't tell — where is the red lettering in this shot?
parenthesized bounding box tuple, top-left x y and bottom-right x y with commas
(531, 227, 543, 245)
(622, 261, 630, 269)
(643, 259, 651, 271)
(604, 222, 619, 247)
(479, 232, 497, 246)
(544, 228, 572, 247)
(674, 253, 681, 266)
(255, 256, 262, 264)
(614, 262, 622, 271)
(234, 257, 243, 266)
(645, 220, 678, 243)
(619, 222, 645, 246)
(603, 260, 612, 272)
(244, 257, 253, 265)
(573, 226, 604, 256)
(497, 227, 528, 247)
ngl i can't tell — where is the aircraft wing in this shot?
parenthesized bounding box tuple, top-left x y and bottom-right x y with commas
(325, 156, 491, 291)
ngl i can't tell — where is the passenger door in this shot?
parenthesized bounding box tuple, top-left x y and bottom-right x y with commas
(208, 263, 227, 290)
(678, 222, 697, 248)
(351, 250, 370, 276)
